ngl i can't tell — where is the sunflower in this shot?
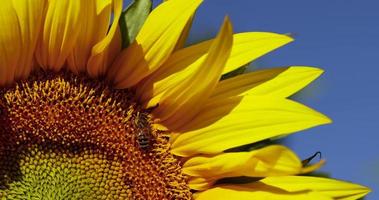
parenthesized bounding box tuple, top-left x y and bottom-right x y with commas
(0, 0, 370, 199)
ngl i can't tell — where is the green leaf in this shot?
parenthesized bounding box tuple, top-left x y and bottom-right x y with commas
(119, 0, 152, 48)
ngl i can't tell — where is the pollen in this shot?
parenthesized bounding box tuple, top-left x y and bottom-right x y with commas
(0, 71, 191, 199)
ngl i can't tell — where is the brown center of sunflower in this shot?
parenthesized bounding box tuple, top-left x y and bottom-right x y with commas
(0, 71, 192, 199)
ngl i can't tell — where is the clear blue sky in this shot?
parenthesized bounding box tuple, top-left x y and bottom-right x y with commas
(127, 0, 379, 198)
(187, 0, 379, 199)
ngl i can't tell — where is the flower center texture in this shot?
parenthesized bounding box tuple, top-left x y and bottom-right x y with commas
(0, 71, 191, 200)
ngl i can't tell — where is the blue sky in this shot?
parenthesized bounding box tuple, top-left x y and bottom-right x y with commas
(186, 0, 379, 199)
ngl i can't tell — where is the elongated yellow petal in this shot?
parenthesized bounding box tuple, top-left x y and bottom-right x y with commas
(107, 0, 202, 88)
(195, 176, 370, 200)
(67, 0, 113, 74)
(136, 32, 292, 108)
(188, 177, 215, 191)
(260, 176, 371, 200)
(0, 0, 45, 85)
(35, 0, 81, 71)
(171, 95, 331, 157)
(174, 15, 194, 50)
(87, 0, 122, 77)
(212, 66, 323, 99)
(0, 2, 21, 85)
(195, 186, 332, 200)
(153, 17, 233, 130)
(12, 0, 46, 80)
(183, 145, 324, 179)
(222, 32, 293, 74)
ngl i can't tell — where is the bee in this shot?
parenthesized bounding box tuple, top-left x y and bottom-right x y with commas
(134, 112, 152, 151)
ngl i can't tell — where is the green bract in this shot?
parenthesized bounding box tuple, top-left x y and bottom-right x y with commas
(120, 0, 152, 48)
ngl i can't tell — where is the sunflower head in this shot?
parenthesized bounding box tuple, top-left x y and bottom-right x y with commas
(0, 0, 370, 199)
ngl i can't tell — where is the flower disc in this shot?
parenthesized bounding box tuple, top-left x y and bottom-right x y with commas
(0, 71, 191, 199)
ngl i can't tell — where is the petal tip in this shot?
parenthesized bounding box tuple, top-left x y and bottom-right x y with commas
(169, 147, 186, 157)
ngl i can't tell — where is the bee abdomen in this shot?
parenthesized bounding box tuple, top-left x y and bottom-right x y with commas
(137, 130, 150, 150)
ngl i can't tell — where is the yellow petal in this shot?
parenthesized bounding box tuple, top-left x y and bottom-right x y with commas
(195, 186, 332, 200)
(152, 17, 233, 130)
(195, 176, 370, 200)
(107, 0, 202, 88)
(222, 32, 293, 74)
(0, 0, 46, 85)
(174, 15, 194, 50)
(67, 0, 114, 74)
(87, 0, 122, 77)
(188, 177, 215, 191)
(183, 145, 324, 179)
(35, 0, 81, 71)
(260, 176, 371, 200)
(171, 95, 331, 157)
(211, 66, 323, 99)
(136, 32, 292, 108)
(0, 2, 22, 85)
